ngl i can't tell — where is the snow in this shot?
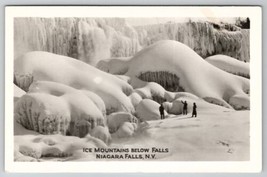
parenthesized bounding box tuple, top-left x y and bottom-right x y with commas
(14, 18, 250, 64)
(91, 126, 112, 145)
(13, 30, 250, 162)
(107, 112, 138, 133)
(14, 84, 26, 102)
(111, 109, 249, 161)
(136, 99, 168, 121)
(14, 81, 105, 137)
(134, 81, 166, 100)
(128, 92, 142, 107)
(14, 51, 135, 113)
(96, 57, 131, 75)
(14, 134, 107, 161)
(229, 94, 250, 110)
(125, 40, 250, 110)
(205, 54, 250, 78)
(112, 122, 138, 138)
(136, 21, 250, 61)
(14, 107, 249, 161)
(14, 18, 140, 65)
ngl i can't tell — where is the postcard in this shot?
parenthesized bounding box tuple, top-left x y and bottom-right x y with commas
(5, 6, 262, 172)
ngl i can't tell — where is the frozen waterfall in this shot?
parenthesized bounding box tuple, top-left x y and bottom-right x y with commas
(14, 18, 250, 65)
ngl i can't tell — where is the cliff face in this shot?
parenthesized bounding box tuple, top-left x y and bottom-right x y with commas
(14, 18, 250, 65)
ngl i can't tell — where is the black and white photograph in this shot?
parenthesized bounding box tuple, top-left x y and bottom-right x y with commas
(5, 6, 262, 172)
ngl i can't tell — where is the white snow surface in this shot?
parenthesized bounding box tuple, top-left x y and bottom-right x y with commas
(98, 40, 250, 110)
(14, 134, 107, 161)
(125, 40, 250, 109)
(14, 84, 26, 102)
(112, 122, 138, 138)
(14, 51, 134, 113)
(107, 112, 138, 133)
(91, 126, 112, 145)
(136, 99, 168, 121)
(205, 55, 250, 78)
(14, 107, 249, 161)
(111, 110, 249, 161)
(15, 81, 106, 137)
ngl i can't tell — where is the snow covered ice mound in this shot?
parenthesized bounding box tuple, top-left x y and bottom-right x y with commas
(14, 81, 106, 137)
(91, 126, 111, 145)
(112, 122, 138, 138)
(124, 40, 250, 109)
(205, 55, 250, 79)
(14, 134, 107, 161)
(14, 51, 134, 113)
(136, 99, 168, 121)
(107, 112, 138, 133)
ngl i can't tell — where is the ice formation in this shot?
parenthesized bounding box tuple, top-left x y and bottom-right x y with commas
(14, 51, 135, 113)
(97, 57, 131, 75)
(136, 22, 250, 61)
(112, 122, 138, 138)
(205, 54, 250, 79)
(107, 112, 138, 133)
(128, 92, 143, 108)
(14, 18, 250, 65)
(14, 18, 140, 65)
(91, 126, 111, 145)
(14, 134, 107, 161)
(125, 40, 250, 109)
(136, 99, 168, 121)
(14, 81, 106, 137)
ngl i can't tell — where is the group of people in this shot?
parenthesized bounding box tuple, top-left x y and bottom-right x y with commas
(181, 100, 197, 117)
(159, 100, 197, 120)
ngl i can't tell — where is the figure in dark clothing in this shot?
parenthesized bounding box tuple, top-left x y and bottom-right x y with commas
(192, 103, 197, 117)
(159, 104, 165, 119)
(181, 100, 188, 115)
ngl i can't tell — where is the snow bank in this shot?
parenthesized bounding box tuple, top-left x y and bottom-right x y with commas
(205, 55, 250, 79)
(164, 91, 199, 102)
(14, 134, 107, 161)
(128, 92, 143, 107)
(134, 81, 166, 100)
(91, 126, 111, 144)
(112, 122, 137, 138)
(14, 51, 134, 113)
(229, 94, 250, 110)
(107, 112, 138, 133)
(126, 40, 250, 109)
(96, 57, 131, 75)
(15, 81, 106, 137)
(136, 99, 167, 121)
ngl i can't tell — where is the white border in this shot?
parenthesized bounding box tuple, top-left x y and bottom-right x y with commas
(5, 6, 262, 173)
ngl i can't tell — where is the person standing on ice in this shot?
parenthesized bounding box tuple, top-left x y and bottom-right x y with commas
(159, 104, 165, 119)
(192, 103, 197, 117)
(181, 100, 188, 115)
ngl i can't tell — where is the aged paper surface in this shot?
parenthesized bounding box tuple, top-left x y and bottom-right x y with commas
(5, 6, 262, 172)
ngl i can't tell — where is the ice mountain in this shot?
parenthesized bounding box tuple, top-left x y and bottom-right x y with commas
(205, 54, 250, 79)
(14, 51, 134, 114)
(98, 40, 250, 110)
